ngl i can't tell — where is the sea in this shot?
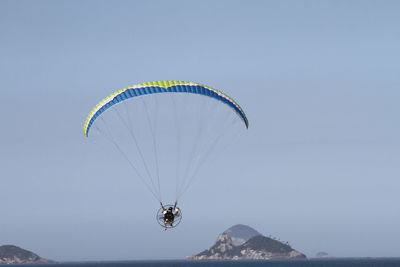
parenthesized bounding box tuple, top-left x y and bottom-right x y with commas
(18, 259, 400, 267)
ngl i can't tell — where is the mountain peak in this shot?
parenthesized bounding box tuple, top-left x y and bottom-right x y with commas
(223, 224, 261, 246)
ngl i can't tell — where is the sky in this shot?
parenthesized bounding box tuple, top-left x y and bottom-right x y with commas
(1, 0, 400, 261)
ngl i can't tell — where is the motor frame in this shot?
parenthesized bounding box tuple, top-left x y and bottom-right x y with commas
(156, 204, 182, 229)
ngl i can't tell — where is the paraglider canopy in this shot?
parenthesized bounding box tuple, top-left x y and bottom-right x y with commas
(83, 80, 248, 137)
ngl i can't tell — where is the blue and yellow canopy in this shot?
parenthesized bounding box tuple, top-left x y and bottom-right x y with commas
(83, 80, 248, 137)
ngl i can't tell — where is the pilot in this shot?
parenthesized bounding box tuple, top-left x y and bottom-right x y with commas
(162, 206, 180, 230)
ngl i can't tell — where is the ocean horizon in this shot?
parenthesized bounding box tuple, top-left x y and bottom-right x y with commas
(26, 258, 400, 267)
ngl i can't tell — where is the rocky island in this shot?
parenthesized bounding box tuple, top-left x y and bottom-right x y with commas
(188, 224, 306, 260)
(0, 245, 54, 264)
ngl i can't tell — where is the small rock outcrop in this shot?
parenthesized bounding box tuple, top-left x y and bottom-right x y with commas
(0, 245, 54, 264)
(315, 251, 334, 258)
(188, 224, 306, 260)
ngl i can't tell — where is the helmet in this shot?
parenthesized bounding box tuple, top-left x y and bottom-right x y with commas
(168, 207, 173, 211)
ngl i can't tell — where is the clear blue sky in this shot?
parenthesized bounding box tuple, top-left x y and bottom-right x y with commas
(1, 0, 400, 261)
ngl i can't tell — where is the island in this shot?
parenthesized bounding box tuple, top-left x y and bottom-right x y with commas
(188, 224, 306, 260)
(0, 245, 54, 264)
